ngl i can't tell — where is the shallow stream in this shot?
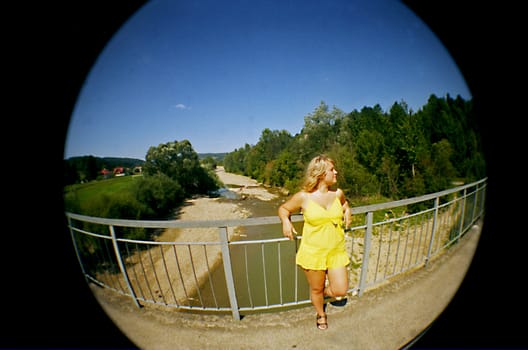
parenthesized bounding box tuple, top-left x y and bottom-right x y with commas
(193, 187, 310, 312)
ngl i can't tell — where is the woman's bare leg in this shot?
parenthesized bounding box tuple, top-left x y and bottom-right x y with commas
(324, 266, 348, 298)
(303, 269, 327, 317)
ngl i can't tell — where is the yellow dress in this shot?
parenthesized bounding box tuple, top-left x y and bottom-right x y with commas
(296, 196, 350, 270)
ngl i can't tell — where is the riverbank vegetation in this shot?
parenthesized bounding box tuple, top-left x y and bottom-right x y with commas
(223, 94, 485, 204)
(64, 93, 485, 239)
(64, 140, 222, 240)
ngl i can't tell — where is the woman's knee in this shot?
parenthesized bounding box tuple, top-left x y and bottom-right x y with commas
(332, 284, 348, 297)
(310, 284, 325, 294)
(327, 268, 348, 296)
(325, 283, 347, 297)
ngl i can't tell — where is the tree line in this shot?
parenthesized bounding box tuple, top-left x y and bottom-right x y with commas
(223, 94, 486, 202)
(65, 93, 485, 225)
(64, 140, 220, 216)
(65, 140, 221, 242)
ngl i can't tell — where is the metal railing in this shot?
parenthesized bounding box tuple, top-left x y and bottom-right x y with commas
(66, 178, 486, 320)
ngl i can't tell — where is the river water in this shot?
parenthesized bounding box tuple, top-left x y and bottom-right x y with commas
(193, 187, 310, 312)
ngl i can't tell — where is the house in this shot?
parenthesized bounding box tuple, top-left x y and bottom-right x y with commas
(113, 167, 125, 177)
(100, 168, 112, 179)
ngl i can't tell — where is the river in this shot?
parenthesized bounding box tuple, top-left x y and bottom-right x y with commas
(191, 174, 310, 312)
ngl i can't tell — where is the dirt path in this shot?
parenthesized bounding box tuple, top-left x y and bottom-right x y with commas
(89, 168, 483, 349)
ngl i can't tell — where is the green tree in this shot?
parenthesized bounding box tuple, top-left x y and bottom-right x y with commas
(385, 101, 429, 196)
(222, 96, 485, 202)
(251, 128, 294, 183)
(429, 139, 457, 191)
(268, 149, 301, 190)
(329, 145, 380, 197)
(133, 173, 185, 219)
(201, 156, 217, 171)
(299, 101, 345, 162)
(143, 139, 218, 195)
(223, 143, 252, 175)
(356, 129, 385, 174)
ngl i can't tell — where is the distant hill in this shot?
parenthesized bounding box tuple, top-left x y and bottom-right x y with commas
(100, 156, 145, 167)
(66, 153, 226, 166)
(65, 156, 145, 168)
(198, 153, 227, 161)
(64, 154, 225, 185)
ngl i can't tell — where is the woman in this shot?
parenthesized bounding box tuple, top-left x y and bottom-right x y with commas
(278, 155, 351, 330)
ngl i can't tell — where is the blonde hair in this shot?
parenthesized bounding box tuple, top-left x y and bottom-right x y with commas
(302, 155, 335, 192)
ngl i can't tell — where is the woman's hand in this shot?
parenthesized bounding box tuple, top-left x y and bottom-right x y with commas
(278, 192, 304, 240)
(342, 200, 352, 230)
(282, 220, 297, 240)
(337, 189, 352, 230)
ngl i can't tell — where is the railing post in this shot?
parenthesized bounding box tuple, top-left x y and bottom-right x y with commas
(425, 197, 439, 267)
(67, 216, 88, 281)
(471, 184, 478, 224)
(109, 225, 141, 308)
(218, 226, 240, 320)
(457, 188, 467, 240)
(358, 211, 373, 296)
(480, 183, 486, 217)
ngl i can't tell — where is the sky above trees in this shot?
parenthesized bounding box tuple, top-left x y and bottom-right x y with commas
(64, 0, 471, 160)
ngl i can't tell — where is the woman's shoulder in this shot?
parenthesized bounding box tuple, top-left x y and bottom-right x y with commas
(335, 188, 344, 195)
(334, 188, 346, 201)
(295, 190, 309, 200)
(293, 190, 314, 207)
(288, 190, 308, 204)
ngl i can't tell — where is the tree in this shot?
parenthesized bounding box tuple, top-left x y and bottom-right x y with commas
(221, 96, 485, 201)
(430, 139, 457, 191)
(268, 149, 301, 190)
(133, 173, 184, 218)
(386, 101, 428, 183)
(250, 128, 294, 183)
(143, 139, 218, 195)
(356, 129, 385, 174)
(299, 101, 345, 162)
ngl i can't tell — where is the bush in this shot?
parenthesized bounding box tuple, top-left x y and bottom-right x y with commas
(132, 173, 185, 219)
(83, 192, 144, 219)
(64, 190, 82, 214)
(79, 192, 151, 240)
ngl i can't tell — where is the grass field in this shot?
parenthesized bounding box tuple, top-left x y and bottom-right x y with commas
(64, 175, 142, 205)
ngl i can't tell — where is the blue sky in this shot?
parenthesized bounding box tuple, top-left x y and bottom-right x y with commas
(64, 0, 471, 161)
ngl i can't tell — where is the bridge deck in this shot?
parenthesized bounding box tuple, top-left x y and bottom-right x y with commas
(91, 222, 482, 349)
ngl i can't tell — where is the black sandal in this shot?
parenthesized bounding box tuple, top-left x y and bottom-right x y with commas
(330, 296, 347, 307)
(316, 314, 328, 330)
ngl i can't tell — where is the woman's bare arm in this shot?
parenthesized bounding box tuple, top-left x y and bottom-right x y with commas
(278, 191, 305, 240)
(337, 188, 352, 229)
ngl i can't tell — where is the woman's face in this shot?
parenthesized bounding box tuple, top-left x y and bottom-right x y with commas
(323, 161, 338, 185)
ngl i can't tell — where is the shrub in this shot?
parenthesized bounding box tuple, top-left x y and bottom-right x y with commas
(132, 173, 185, 219)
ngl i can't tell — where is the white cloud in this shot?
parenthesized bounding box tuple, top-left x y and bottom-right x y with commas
(174, 103, 191, 110)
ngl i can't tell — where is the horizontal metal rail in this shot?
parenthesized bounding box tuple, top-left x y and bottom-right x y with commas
(66, 178, 486, 320)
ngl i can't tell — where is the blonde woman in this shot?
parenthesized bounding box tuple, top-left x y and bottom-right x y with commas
(278, 155, 351, 330)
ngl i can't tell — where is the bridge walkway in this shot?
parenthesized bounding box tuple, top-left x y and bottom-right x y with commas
(91, 222, 482, 349)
